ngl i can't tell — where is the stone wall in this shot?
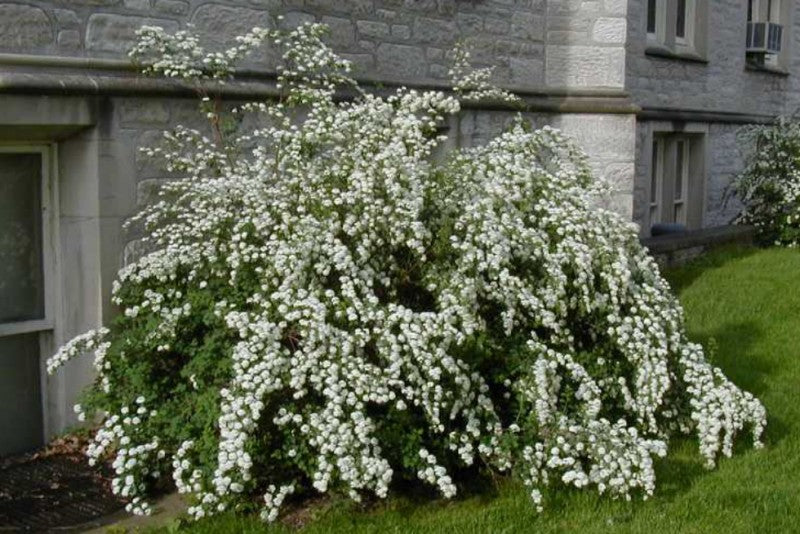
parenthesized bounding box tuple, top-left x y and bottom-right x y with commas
(0, 0, 628, 90)
(704, 122, 745, 228)
(626, 0, 800, 234)
(625, 0, 800, 114)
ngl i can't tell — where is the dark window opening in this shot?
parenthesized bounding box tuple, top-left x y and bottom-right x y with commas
(647, 0, 657, 33)
(676, 0, 686, 38)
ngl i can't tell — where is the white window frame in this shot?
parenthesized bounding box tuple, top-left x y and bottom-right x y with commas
(749, 0, 782, 22)
(674, 0, 696, 50)
(647, 0, 668, 44)
(673, 138, 689, 225)
(0, 145, 58, 338)
(649, 138, 664, 225)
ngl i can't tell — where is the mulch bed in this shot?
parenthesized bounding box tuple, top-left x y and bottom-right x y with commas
(0, 435, 124, 531)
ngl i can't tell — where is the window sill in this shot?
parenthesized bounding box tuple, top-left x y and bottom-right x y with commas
(645, 44, 708, 64)
(745, 60, 790, 76)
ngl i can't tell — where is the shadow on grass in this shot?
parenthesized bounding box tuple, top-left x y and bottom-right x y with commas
(690, 321, 771, 394)
(663, 244, 759, 294)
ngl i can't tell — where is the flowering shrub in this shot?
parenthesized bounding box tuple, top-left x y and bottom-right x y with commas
(732, 116, 800, 246)
(48, 22, 766, 520)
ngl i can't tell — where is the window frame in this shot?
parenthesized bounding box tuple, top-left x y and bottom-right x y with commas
(673, 138, 690, 225)
(0, 145, 58, 338)
(674, 0, 696, 50)
(646, 0, 706, 60)
(646, 128, 706, 234)
(649, 138, 664, 225)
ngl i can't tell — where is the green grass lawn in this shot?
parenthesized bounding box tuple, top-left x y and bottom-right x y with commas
(159, 245, 800, 534)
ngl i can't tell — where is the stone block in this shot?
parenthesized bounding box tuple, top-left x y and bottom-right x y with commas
(60, 0, 121, 5)
(247, 0, 281, 8)
(429, 64, 448, 78)
(280, 11, 316, 30)
(592, 17, 626, 44)
(508, 56, 544, 87)
(412, 16, 456, 44)
(357, 20, 390, 39)
(376, 43, 426, 78)
(154, 0, 189, 16)
(455, 13, 482, 33)
(546, 31, 587, 45)
(601, 161, 635, 192)
(545, 45, 625, 87)
(123, 0, 149, 10)
(391, 24, 411, 40)
(58, 29, 82, 49)
(0, 5, 53, 49)
(191, 5, 271, 51)
(604, 0, 626, 15)
(123, 238, 148, 266)
(135, 130, 168, 177)
(305, 0, 371, 15)
(340, 53, 374, 70)
(136, 178, 175, 206)
(86, 14, 178, 54)
(321, 16, 355, 49)
(554, 114, 634, 160)
(426, 47, 445, 61)
(120, 99, 170, 126)
(510, 13, 544, 41)
(375, 9, 397, 21)
(53, 9, 80, 28)
(485, 17, 510, 35)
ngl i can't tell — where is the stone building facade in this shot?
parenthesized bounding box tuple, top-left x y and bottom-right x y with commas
(0, 0, 793, 454)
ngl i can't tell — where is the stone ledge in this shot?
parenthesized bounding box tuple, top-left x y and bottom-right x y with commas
(642, 225, 755, 267)
(0, 71, 640, 114)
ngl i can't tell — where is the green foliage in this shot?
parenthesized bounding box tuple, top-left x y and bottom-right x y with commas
(732, 117, 800, 245)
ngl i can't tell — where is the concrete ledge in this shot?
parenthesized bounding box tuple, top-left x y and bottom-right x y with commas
(0, 52, 639, 114)
(638, 106, 776, 125)
(642, 225, 755, 267)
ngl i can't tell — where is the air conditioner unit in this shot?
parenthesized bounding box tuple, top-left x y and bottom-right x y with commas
(746, 22, 783, 54)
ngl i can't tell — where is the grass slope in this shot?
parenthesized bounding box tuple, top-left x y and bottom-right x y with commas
(160, 246, 800, 534)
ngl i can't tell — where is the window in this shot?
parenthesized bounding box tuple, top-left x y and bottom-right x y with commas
(674, 139, 688, 224)
(0, 146, 55, 455)
(646, 0, 704, 58)
(675, 0, 686, 40)
(746, 0, 788, 70)
(648, 134, 703, 233)
(647, 0, 658, 34)
(649, 138, 663, 224)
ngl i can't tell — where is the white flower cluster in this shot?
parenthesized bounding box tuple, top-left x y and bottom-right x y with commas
(733, 116, 800, 246)
(49, 23, 766, 521)
(449, 44, 520, 105)
(46, 327, 109, 374)
(82, 397, 162, 515)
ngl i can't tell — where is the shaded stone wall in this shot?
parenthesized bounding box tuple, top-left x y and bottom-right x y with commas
(626, 0, 800, 234)
(625, 1, 800, 114)
(0, 0, 629, 90)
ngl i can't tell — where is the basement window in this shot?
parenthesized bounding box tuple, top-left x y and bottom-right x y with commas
(648, 134, 705, 233)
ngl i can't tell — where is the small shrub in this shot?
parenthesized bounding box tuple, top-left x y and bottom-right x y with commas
(732, 116, 800, 246)
(48, 23, 766, 520)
